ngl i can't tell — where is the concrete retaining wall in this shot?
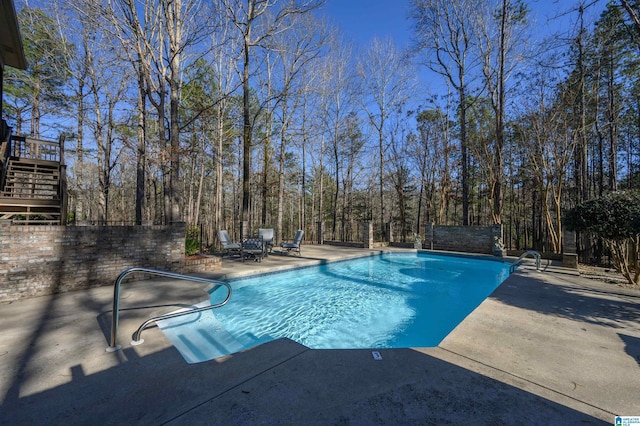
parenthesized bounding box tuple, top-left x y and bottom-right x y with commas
(0, 222, 219, 302)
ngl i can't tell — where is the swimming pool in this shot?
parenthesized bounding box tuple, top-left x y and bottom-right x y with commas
(157, 252, 510, 363)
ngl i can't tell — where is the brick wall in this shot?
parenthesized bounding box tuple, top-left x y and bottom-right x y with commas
(0, 222, 198, 302)
(425, 224, 502, 254)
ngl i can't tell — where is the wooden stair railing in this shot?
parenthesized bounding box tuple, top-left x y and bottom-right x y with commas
(0, 135, 67, 225)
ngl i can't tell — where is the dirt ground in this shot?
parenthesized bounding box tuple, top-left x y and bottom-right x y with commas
(578, 263, 638, 288)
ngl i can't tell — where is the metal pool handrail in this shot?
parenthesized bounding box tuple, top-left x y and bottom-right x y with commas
(509, 250, 541, 273)
(106, 267, 232, 352)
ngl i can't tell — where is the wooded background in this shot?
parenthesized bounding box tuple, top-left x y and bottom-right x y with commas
(3, 0, 639, 259)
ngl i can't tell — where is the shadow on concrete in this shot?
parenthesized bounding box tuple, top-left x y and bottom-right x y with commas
(0, 248, 620, 425)
(490, 273, 640, 329)
(2, 233, 78, 407)
(0, 270, 213, 416)
(96, 303, 201, 344)
(0, 340, 607, 425)
(618, 333, 640, 367)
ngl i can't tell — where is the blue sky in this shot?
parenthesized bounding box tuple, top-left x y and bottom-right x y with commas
(318, 0, 607, 100)
(321, 0, 411, 47)
(319, 0, 607, 49)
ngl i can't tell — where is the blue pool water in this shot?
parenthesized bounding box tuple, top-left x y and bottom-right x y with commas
(157, 252, 510, 363)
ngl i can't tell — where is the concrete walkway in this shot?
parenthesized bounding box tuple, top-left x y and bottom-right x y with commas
(1, 246, 638, 425)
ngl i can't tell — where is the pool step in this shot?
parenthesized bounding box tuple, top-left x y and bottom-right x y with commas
(157, 306, 271, 363)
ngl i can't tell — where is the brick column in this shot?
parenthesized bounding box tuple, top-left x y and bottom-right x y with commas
(425, 223, 434, 250)
(316, 221, 324, 245)
(240, 221, 249, 239)
(385, 222, 393, 243)
(562, 230, 576, 253)
(363, 221, 373, 249)
(562, 230, 578, 269)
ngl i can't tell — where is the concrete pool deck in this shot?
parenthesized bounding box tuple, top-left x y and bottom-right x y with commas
(1, 245, 638, 425)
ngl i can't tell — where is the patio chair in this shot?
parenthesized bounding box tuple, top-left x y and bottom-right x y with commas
(218, 230, 241, 257)
(280, 230, 304, 256)
(258, 228, 274, 255)
(241, 235, 265, 262)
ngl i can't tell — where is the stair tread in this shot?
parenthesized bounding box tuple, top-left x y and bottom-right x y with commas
(1, 155, 64, 225)
(0, 196, 61, 205)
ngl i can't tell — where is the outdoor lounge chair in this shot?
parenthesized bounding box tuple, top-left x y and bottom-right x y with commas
(280, 229, 304, 256)
(218, 230, 241, 257)
(258, 228, 274, 254)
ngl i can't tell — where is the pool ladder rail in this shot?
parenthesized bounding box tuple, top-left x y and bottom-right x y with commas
(106, 267, 232, 353)
(509, 250, 541, 274)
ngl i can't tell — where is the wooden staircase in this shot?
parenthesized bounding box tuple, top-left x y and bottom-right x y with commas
(0, 135, 67, 225)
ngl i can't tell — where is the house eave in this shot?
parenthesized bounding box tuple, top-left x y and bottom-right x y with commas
(1, 0, 27, 70)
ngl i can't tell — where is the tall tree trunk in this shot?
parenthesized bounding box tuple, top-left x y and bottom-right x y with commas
(215, 100, 224, 237)
(194, 138, 205, 225)
(319, 134, 324, 235)
(379, 129, 385, 227)
(576, 6, 590, 262)
(276, 109, 288, 244)
(167, 0, 183, 223)
(333, 138, 339, 239)
(607, 55, 618, 191)
(460, 83, 469, 225)
(491, 0, 507, 225)
(301, 111, 308, 238)
(76, 81, 85, 221)
(262, 112, 272, 226)
(92, 84, 106, 223)
(31, 80, 41, 138)
(242, 33, 251, 236)
(577, 6, 589, 203)
(135, 63, 146, 225)
(104, 99, 116, 222)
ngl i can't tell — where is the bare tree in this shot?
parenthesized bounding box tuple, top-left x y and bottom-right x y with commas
(411, 0, 479, 225)
(296, 64, 323, 240)
(474, 0, 529, 224)
(98, 0, 159, 223)
(388, 117, 413, 242)
(54, 0, 93, 221)
(103, 0, 206, 223)
(209, 13, 241, 239)
(357, 37, 416, 229)
(319, 37, 356, 238)
(411, 105, 452, 228)
(84, 28, 130, 222)
(336, 112, 366, 241)
(269, 13, 325, 242)
(219, 0, 324, 236)
(516, 64, 575, 253)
